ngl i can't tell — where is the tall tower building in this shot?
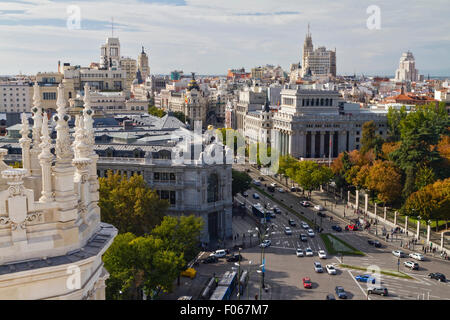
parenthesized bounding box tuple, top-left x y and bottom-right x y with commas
(138, 46, 150, 81)
(394, 51, 419, 82)
(301, 25, 336, 78)
(100, 38, 121, 70)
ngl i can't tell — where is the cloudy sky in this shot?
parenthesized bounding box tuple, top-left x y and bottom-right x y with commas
(0, 0, 449, 76)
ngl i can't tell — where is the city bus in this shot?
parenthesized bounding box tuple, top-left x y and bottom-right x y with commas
(252, 203, 271, 222)
(210, 271, 238, 300)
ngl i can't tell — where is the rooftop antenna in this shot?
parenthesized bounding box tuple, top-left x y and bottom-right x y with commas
(111, 17, 114, 37)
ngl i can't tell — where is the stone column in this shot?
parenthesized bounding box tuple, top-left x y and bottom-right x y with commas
(355, 189, 359, 209)
(339, 131, 347, 153)
(394, 211, 398, 226)
(426, 223, 431, 245)
(384, 206, 387, 220)
(405, 216, 408, 234)
(311, 132, 316, 158)
(347, 190, 350, 204)
(441, 232, 444, 251)
(301, 131, 307, 158)
(416, 219, 420, 239)
(38, 114, 54, 203)
(320, 131, 325, 158)
(374, 203, 377, 217)
(364, 194, 368, 213)
(19, 113, 31, 175)
(288, 132, 292, 155)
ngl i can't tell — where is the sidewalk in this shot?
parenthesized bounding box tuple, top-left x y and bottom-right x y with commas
(269, 173, 449, 261)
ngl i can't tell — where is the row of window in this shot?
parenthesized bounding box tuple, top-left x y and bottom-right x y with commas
(302, 98, 333, 107)
(154, 172, 176, 181)
(156, 190, 176, 205)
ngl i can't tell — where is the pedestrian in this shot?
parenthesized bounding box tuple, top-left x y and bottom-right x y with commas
(255, 294, 258, 300)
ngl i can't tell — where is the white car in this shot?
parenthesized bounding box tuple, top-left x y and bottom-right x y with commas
(392, 250, 406, 258)
(305, 247, 313, 256)
(278, 188, 285, 193)
(409, 252, 425, 261)
(301, 223, 310, 229)
(296, 248, 304, 257)
(211, 249, 227, 258)
(260, 239, 271, 248)
(314, 261, 323, 273)
(252, 180, 261, 186)
(404, 261, 419, 270)
(326, 264, 337, 275)
(307, 229, 315, 237)
(253, 193, 260, 199)
(284, 227, 292, 235)
(318, 250, 327, 259)
(314, 205, 324, 211)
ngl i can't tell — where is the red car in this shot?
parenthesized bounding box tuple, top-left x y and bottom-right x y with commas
(345, 224, 358, 231)
(302, 277, 312, 289)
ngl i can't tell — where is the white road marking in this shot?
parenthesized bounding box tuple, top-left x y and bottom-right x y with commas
(348, 270, 371, 300)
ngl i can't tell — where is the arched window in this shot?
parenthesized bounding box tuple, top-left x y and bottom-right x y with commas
(207, 173, 219, 203)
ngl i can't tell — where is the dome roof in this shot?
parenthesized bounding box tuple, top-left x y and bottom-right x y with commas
(187, 72, 200, 91)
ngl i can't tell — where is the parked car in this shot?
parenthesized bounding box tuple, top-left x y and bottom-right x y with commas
(260, 239, 271, 248)
(314, 262, 324, 273)
(278, 188, 285, 193)
(314, 205, 324, 211)
(301, 223, 310, 229)
(404, 261, 419, 270)
(331, 225, 342, 232)
(367, 286, 388, 296)
(203, 256, 218, 264)
(392, 250, 406, 258)
(226, 254, 243, 262)
(367, 239, 382, 247)
(291, 187, 297, 192)
(318, 250, 327, 259)
(355, 274, 376, 284)
(307, 229, 315, 237)
(335, 286, 347, 299)
(300, 201, 310, 207)
(252, 180, 261, 186)
(345, 224, 358, 231)
(302, 277, 312, 289)
(211, 249, 227, 258)
(296, 248, 304, 257)
(180, 268, 197, 279)
(300, 234, 308, 242)
(325, 293, 335, 300)
(305, 248, 314, 256)
(409, 252, 425, 261)
(288, 219, 297, 227)
(253, 193, 260, 199)
(326, 265, 337, 275)
(242, 192, 248, 198)
(428, 272, 446, 282)
(284, 227, 292, 235)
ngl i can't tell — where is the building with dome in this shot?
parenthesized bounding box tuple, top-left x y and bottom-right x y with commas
(0, 83, 117, 300)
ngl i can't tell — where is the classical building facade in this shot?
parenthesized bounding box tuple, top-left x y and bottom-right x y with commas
(272, 86, 387, 159)
(0, 83, 117, 300)
(235, 84, 266, 134)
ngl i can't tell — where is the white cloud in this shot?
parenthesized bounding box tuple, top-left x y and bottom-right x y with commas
(0, 0, 449, 76)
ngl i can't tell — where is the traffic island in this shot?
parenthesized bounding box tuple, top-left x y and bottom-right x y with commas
(320, 233, 365, 256)
(338, 264, 413, 280)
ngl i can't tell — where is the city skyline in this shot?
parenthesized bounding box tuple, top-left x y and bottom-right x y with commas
(0, 0, 450, 76)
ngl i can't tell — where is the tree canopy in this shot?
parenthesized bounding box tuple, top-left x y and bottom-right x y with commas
(231, 169, 252, 197)
(99, 171, 169, 236)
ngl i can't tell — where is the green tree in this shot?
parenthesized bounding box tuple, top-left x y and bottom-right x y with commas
(386, 105, 407, 142)
(151, 215, 204, 263)
(99, 171, 169, 236)
(231, 169, 252, 197)
(172, 111, 187, 123)
(415, 165, 436, 190)
(292, 161, 332, 197)
(148, 105, 166, 118)
(103, 232, 184, 300)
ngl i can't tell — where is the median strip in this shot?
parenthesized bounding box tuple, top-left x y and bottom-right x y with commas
(339, 264, 413, 280)
(253, 186, 316, 228)
(320, 233, 365, 256)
